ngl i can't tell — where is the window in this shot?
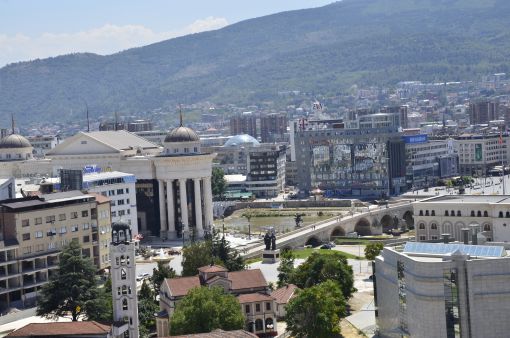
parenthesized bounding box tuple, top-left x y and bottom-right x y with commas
(118, 199, 125, 205)
(122, 285, 128, 295)
(445, 210, 449, 216)
(499, 211, 504, 218)
(457, 211, 461, 217)
(471, 211, 475, 217)
(431, 210, 435, 216)
(22, 219, 30, 227)
(111, 211, 117, 217)
(266, 302, 271, 311)
(23, 246, 32, 254)
(483, 224, 491, 231)
(255, 319, 263, 331)
(121, 268, 127, 280)
(431, 224, 438, 230)
(71, 225, 78, 232)
(83, 235, 90, 243)
(117, 189, 124, 195)
(245, 305, 250, 314)
(194, 147, 198, 153)
(484, 211, 489, 217)
(450, 210, 455, 216)
(48, 242, 56, 249)
(82, 223, 89, 230)
(126, 199, 130, 204)
(126, 188, 129, 194)
(59, 214, 66, 221)
(431, 236, 438, 240)
(255, 303, 261, 312)
(35, 217, 42, 225)
(425, 210, 429, 216)
(60, 226, 67, 234)
(122, 298, 128, 311)
(35, 231, 43, 238)
(419, 235, 426, 241)
(419, 223, 425, 230)
(22, 233, 30, 241)
(119, 210, 125, 216)
(45, 215, 55, 223)
(82, 210, 89, 217)
(71, 212, 78, 219)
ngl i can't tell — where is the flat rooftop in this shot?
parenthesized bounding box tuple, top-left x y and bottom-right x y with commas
(403, 242, 506, 258)
(417, 195, 510, 204)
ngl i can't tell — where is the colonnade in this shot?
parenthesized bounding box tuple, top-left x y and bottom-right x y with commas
(158, 177, 213, 239)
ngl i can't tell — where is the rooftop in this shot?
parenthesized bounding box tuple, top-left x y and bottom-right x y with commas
(168, 329, 257, 337)
(198, 264, 228, 273)
(6, 321, 111, 337)
(237, 293, 275, 303)
(417, 195, 510, 204)
(271, 284, 299, 304)
(403, 242, 506, 258)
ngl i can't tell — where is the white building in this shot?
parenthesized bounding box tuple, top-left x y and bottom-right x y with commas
(413, 195, 510, 243)
(0, 177, 15, 201)
(110, 222, 139, 338)
(376, 242, 510, 338)
(26, 135, 60, 158)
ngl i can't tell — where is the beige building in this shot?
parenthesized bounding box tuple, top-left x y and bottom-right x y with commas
(0, 191, 111, 309)
(413, 195, 510, 243)
(156, 265, 277, 337)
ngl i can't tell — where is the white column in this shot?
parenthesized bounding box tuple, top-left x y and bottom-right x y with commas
(194, 178, 204, 238)
(179, 179, 189, 234)
(166, 180, 176, 238)
(203, 176, 214, 228)
(158, 180, 167, 237)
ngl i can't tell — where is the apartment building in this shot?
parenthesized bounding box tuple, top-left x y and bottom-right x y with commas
(0, 191, 111, 309)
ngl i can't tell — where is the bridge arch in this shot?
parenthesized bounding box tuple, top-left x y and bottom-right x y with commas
(403, 210, 414, 228)
(354, 218, 372, 236)
(330, 226, 346, 238)
(380, 214, 394, 233)
(305, 236, 321, 247)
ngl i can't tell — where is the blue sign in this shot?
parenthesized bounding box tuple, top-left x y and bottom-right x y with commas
(402, 134, 428, 144)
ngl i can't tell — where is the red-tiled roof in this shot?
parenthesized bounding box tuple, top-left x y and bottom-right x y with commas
(166, 276, 201, 297)
(237, 293, 275, 303)
(168, 329, 257, 337)
(198, 264, 228, 273)
(6, 321, 111, 337)
(88, 192, 110, 204)
(271, 284, 299, 304)
(228, 269, 267, 291)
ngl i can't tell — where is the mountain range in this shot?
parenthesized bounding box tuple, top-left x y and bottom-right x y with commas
(1, 0, 510, 123)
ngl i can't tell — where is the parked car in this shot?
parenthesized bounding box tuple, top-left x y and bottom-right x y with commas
(320, 244, 332, 249)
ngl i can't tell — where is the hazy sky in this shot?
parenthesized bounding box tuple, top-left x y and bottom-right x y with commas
(0, 0, 333, 67)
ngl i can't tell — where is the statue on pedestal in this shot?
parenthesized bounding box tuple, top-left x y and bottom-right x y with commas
(264, 230, 277, 251)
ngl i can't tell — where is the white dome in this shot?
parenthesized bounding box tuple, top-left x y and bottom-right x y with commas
(223, 134, 260, 147)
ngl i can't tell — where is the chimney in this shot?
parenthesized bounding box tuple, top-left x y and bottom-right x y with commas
(461, 228, 470, 245)
(441, 233, 450, 244)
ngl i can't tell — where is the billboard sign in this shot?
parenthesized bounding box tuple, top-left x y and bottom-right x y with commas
(402, 134, 428, 144)
(475, 144, 483, 161)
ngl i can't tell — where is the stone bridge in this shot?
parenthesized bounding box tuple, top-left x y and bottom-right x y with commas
(243, 202, 414, 258)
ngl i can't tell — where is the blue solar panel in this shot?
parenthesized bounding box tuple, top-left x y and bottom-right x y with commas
(403, 242, 505, 257)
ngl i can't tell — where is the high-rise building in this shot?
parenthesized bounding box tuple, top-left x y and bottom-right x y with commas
(230, 112, 258, 139)
(380, 105, 409, 129)
(292, 119, 406, 198)
(260, 113, 287, 143)
(110, 222, 139, 338)
(469, 100, 498, 125)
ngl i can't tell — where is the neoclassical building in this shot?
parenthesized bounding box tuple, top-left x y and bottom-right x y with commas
(0, 122, 215, 240)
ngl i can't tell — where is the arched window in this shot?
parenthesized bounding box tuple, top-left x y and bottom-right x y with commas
(419, 223, 425, 230)
(126, 256, 130, 266)
(425, 210, 429, 216)
(484, 224, 491, 231)
(484, 211, 489, 217)
(471, 211, 475, 217)
(255, 319, 264, 331)
(117, 287, 121, 296)
(265, 318, 274, 331)
(419, 210, 423, 216)
(122, 285, 128, 295)
(431, 210, 435, 216)
(451, 210, 455, 217)
(477, 211, 482, 217)
(431, 224, 437, 230)
(445, 210, 449, 216)
(506, 211, 510, 218)
(121, 268, 127, 280)
(120, 255, 126, 265)
(499, 211, 504, 218)
(457, 211, 461, 217)
(115, 257, 120, 266)
(122, 298, 128, 311)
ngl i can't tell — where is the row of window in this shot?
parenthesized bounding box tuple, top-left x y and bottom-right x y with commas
(245, 302, 272, 314)
(21, 210, 91, 227)
(103, 188, 130, 197)
(111, 199, 130, 206)
(23, 231, 92, 243)
(418, 223, 492, 231)
(418, 209, 495, 217)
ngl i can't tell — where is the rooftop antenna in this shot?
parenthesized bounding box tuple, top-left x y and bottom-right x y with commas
(11, 114, 15, 134)
(85, 102, 90, 132)
(179, 104, 183, 127)
(115, 111, 119, 131)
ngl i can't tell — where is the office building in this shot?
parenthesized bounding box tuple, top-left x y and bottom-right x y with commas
(380, 105, 409, 129)
(260, 113, 287, 143)
(469, 99, 498, 125)
(413, 195, 510, 243)
(404, 135, 458, 188)
(230, 112, 258, 139)
(292, 119, 406, 198)
(127, 119, 152, 132)
(25, 135, 60, 158)
(453, 133, 510, 176)
(0, 191, 111, 308)
(376, 242, 510, 338)
(156, 265, 277, 337)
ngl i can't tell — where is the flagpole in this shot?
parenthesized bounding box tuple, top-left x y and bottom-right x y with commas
(500, 130, 505, 195)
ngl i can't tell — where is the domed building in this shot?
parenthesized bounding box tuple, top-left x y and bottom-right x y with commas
(0, 133, 34, 161)
(223, 134, 260, 147)
(162, 117, 201, 155)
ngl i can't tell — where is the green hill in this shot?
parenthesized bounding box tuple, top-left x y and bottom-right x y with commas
(1, 0, 510, 123)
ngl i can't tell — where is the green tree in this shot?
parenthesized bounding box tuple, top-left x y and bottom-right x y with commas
(138, 280, 158, 337)
(290, 252, 355, 299)
(277, 249, 295, 288)
(182, 231, 244, 276)
(364, 242, 384, 261)
(211, 167, 227, 198)
(86, 287, 113, 322)
(151, 261, 176, 300)
(36, 241, 100, 321)
(285, 280, 347, 338)
(170, 287, 245, 335)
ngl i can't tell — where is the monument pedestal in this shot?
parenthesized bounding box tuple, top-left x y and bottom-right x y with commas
(262, 249, 280, 264)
